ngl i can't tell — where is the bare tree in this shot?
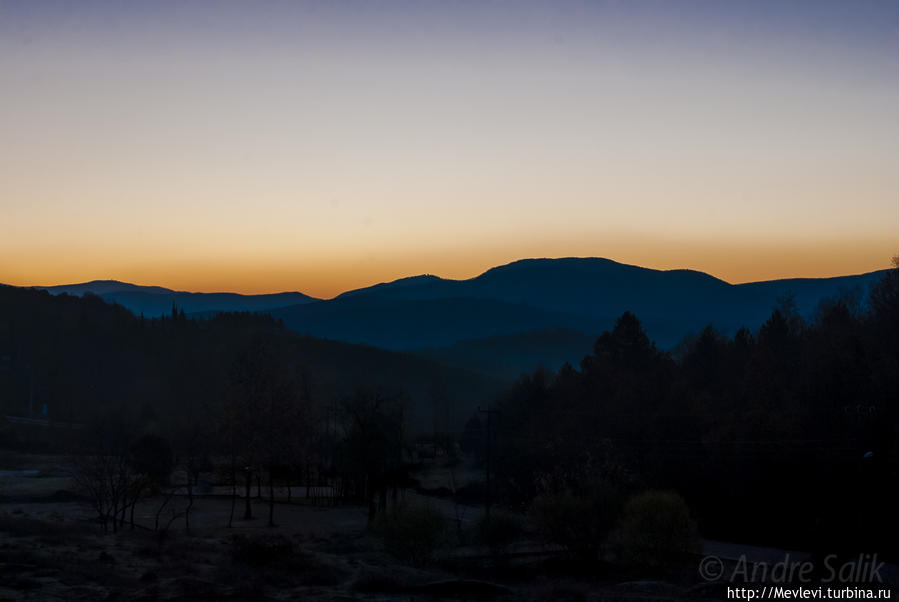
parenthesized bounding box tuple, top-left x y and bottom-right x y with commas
(70, 427, 133, 533)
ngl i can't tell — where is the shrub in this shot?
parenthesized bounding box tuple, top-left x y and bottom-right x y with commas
(373, 500, 447, 566)
(531, 481, 622, 558)
(611, 490, 700, 570)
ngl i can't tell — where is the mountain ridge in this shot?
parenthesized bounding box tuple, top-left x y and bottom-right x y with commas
(8, 257, 889, 356)
(269, 257, 887, 351)
(17, 257, 886, 301)
(27, 280, 320, 317)
(36, 279, 314, 297)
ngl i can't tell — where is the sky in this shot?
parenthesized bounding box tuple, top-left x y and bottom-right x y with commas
(1, 0, 897, 298)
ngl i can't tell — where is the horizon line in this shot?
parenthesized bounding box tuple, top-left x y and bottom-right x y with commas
(5, 256, 892, 299)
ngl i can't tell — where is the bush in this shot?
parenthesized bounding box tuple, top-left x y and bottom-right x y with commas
(373, 501, 447, 566)
(531, 482, 622, 558)
(473, 511, 522, 556)
(231, 533, 293, 566)
(611, 490, 700, 570)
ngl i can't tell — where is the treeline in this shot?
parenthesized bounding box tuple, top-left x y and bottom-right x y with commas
(0, 287, 298, 428)
(482, 260, 899, 557)
(0, 286, 499, 436)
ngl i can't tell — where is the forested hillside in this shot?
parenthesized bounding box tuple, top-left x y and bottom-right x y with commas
(0, 287, 501, 436)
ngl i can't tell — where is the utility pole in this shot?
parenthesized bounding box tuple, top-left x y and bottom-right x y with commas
(478, 406, 499, 520)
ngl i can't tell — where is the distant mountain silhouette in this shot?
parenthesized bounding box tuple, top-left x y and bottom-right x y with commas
(33, 280, 319, 317)
(40, 280, 173, 296)
(336, 274, 444, 299)
(275, 258, 886, 351)
(16, 259, 887, 366)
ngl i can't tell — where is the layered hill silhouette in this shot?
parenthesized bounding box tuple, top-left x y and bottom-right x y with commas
(18, 258, 887, 379)
(273, 258, 885, 350)
(35, 280, 319, 317)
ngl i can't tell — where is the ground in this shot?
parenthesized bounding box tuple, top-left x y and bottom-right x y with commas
(2, 450, 880, 601)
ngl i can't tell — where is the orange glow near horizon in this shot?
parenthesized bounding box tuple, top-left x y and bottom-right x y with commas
(2, 235, 895, 299)
(2, 2, 898, 297)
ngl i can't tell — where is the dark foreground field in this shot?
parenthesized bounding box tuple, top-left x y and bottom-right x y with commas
(0, 451, 771, 602)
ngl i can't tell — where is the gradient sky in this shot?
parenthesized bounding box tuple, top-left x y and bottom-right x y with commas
(1, 1, 897, 297)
